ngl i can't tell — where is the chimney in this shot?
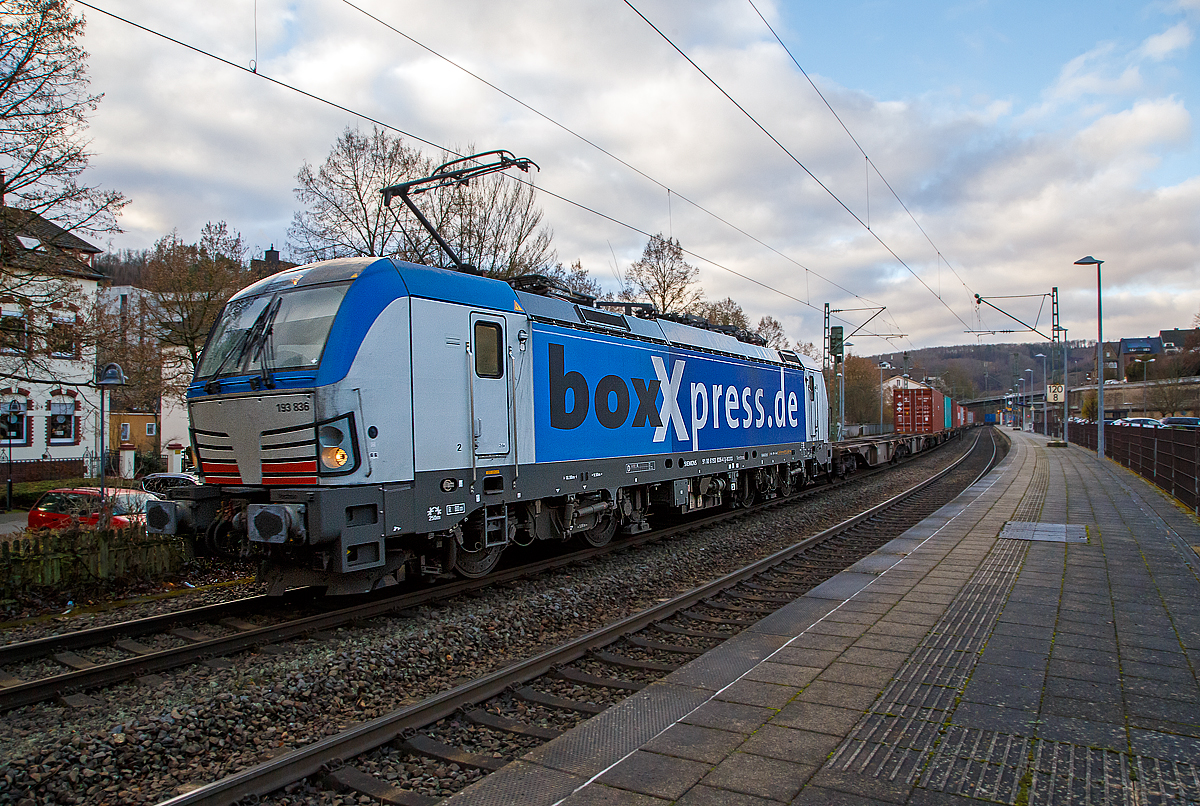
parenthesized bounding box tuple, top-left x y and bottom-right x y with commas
(266, 245, 279, 268)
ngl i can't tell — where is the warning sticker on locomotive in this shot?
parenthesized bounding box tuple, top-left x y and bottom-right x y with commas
(533, 324, 810, 463)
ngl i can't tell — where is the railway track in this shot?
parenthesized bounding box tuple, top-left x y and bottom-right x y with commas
(151, 427, 1002, 806)
(0, 431, 977, 714)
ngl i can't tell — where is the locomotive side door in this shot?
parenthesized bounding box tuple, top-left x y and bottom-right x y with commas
(469, 313, 512, 458)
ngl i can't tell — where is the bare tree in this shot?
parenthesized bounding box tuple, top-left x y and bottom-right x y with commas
(0, 0, 126, 235)
(756, 315, 789, 350)
(288, 127, 434, 263)
(142, 223, 252, 398)
(621, 234, 703, 314)
(696, 297, 749, 329)
(288, 126, 556, 277)
(544, 260, 603, 300)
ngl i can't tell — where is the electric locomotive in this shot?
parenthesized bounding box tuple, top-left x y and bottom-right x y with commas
(147, 152, 833, 594)
(145, 256, 832, 594)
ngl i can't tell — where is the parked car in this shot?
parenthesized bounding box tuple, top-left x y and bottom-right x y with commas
(28, 488, 160, 530)
(140, 472, 202, 496)
(1115, 418, 1161, 427)
(1159, 416, 1200, 429)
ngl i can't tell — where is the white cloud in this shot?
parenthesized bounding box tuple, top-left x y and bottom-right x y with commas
(1138, 21, 1194, 59)
(71, 0, 1200, 350)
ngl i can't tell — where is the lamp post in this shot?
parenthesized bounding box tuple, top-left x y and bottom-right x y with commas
(1017, 379, 1025, 429)
(4, 399, 18, 512)
(96, 362, 127, 507)
(839, 341, 853, 439)
(878, 362, 885, 433)
(1075, 256, 1105, 457)
(1035, 354, 1047, 435)
(1025, 369, 1034, 432)
(1060, 327, 1069, 442)
(1141, 358, 1155, 416)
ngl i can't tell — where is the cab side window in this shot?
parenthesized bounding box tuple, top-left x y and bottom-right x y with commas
(474, 322, 504, 379)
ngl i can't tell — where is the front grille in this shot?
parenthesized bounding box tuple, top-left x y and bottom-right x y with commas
(260, 422, 318, 485)
(194, 428, 242, 484)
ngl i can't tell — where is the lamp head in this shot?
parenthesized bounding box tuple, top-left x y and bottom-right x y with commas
(97, 363, 127, 387)
(1074, 255, 1103, 266)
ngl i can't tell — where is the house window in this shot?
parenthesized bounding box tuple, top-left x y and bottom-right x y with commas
(48, 315, 77, 358)
(120, 422, 130, 442)
(1, 399, 27, 444)
(146, 422, 157, 436)
(1, 313, 27, 354)
(48, 400, 75, 444)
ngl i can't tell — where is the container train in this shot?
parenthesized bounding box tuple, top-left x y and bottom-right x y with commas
(147, 257, 847, 594)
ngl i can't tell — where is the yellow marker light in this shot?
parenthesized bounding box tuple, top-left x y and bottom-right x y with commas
(321, 446, 348, 469)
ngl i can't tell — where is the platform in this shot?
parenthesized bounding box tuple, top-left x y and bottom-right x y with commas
(446, 429, 1200, 806)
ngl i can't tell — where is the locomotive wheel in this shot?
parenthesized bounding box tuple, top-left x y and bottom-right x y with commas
(580, 515, 616, 548)
(453, 544, 504, 578)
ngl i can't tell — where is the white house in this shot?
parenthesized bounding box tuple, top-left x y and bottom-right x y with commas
(1, 207, 104, 475)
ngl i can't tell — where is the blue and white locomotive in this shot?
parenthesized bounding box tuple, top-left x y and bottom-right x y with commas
(147, 152, 832, 594)
(147, 257, 832, 594)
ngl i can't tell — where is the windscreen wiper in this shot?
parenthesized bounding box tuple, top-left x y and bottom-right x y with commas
(248, 297, 283, 391)
(203, 297, 277, 393)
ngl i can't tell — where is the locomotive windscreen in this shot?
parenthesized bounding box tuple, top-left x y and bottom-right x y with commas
(196, 282, 350, 379)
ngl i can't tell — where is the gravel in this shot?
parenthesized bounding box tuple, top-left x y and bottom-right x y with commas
(0, 438, 981, 805)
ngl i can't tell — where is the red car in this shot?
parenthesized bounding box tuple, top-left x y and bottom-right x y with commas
(27, 488, 160, 530)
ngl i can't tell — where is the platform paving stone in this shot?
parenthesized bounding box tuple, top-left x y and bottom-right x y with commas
(444, 431, 1200, 806)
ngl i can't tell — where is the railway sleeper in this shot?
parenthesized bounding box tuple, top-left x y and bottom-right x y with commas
(703, 598, 778, 615)
(654, 621, 733, 639)
(515, 685, 607, 714)
(681, 609, 754, 627)
(625, 635, 707, 655)
(552, 666, 644, 692)
(395, 734, 509, 772)
(465, 708, 563, 741)
(324, 764, 440, 806)
(724, 589, 793, 604)
(589, 649, 679, 674)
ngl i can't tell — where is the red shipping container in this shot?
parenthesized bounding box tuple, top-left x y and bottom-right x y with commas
(894, 387, 941, 434)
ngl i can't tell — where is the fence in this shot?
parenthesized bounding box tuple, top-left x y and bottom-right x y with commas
(0, 458, 87, 484)
(0, 528, 190, 597)
(1069, 422, 1199, 513)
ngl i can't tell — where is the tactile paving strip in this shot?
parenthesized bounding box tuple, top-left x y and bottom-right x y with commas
(1009, 453, 1049, 522)
(825, 521, 1197, 805)
(827, 539, 1028, 788)
(998, 521, 1089, 543)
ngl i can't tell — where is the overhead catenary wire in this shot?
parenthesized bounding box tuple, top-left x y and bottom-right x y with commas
(621, 0, 973, 339)
(745, 0, 977, 302)
(333, 0, 884, 314)
(72, 0, 895, 339)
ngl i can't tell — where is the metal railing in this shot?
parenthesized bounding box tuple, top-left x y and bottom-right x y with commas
(1069, 422, 1199, 513)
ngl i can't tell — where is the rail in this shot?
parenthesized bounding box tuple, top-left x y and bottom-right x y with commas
(1068, 422, 1199, 514)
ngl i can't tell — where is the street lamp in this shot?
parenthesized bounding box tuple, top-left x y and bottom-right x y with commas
(1140, 357, 1156, 416)
(1035, 354, 1047, 435)
(97, 362, 127, 508)
(878, 362, 885, 433)
(839, 341, 853, 439)
(4, 399, 20, 512)
(1075, 256, 1105, 457)
(1017, 379, 1025, 429)
(1025, 369, 1034, 432)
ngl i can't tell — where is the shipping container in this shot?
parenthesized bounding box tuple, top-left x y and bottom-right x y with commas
(967, 410, 976, 425)
(944, 396, 952, 431)
(984, 411, 997, 424)
(894, 387, 946, 434)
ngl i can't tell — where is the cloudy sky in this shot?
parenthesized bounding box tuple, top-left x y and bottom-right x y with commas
(76, 0, 1200, 354)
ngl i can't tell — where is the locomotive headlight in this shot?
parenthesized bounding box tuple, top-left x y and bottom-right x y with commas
(319, 423, 349, 469)
(320, 445, 348, 469)
(316, 414, 359, 475)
